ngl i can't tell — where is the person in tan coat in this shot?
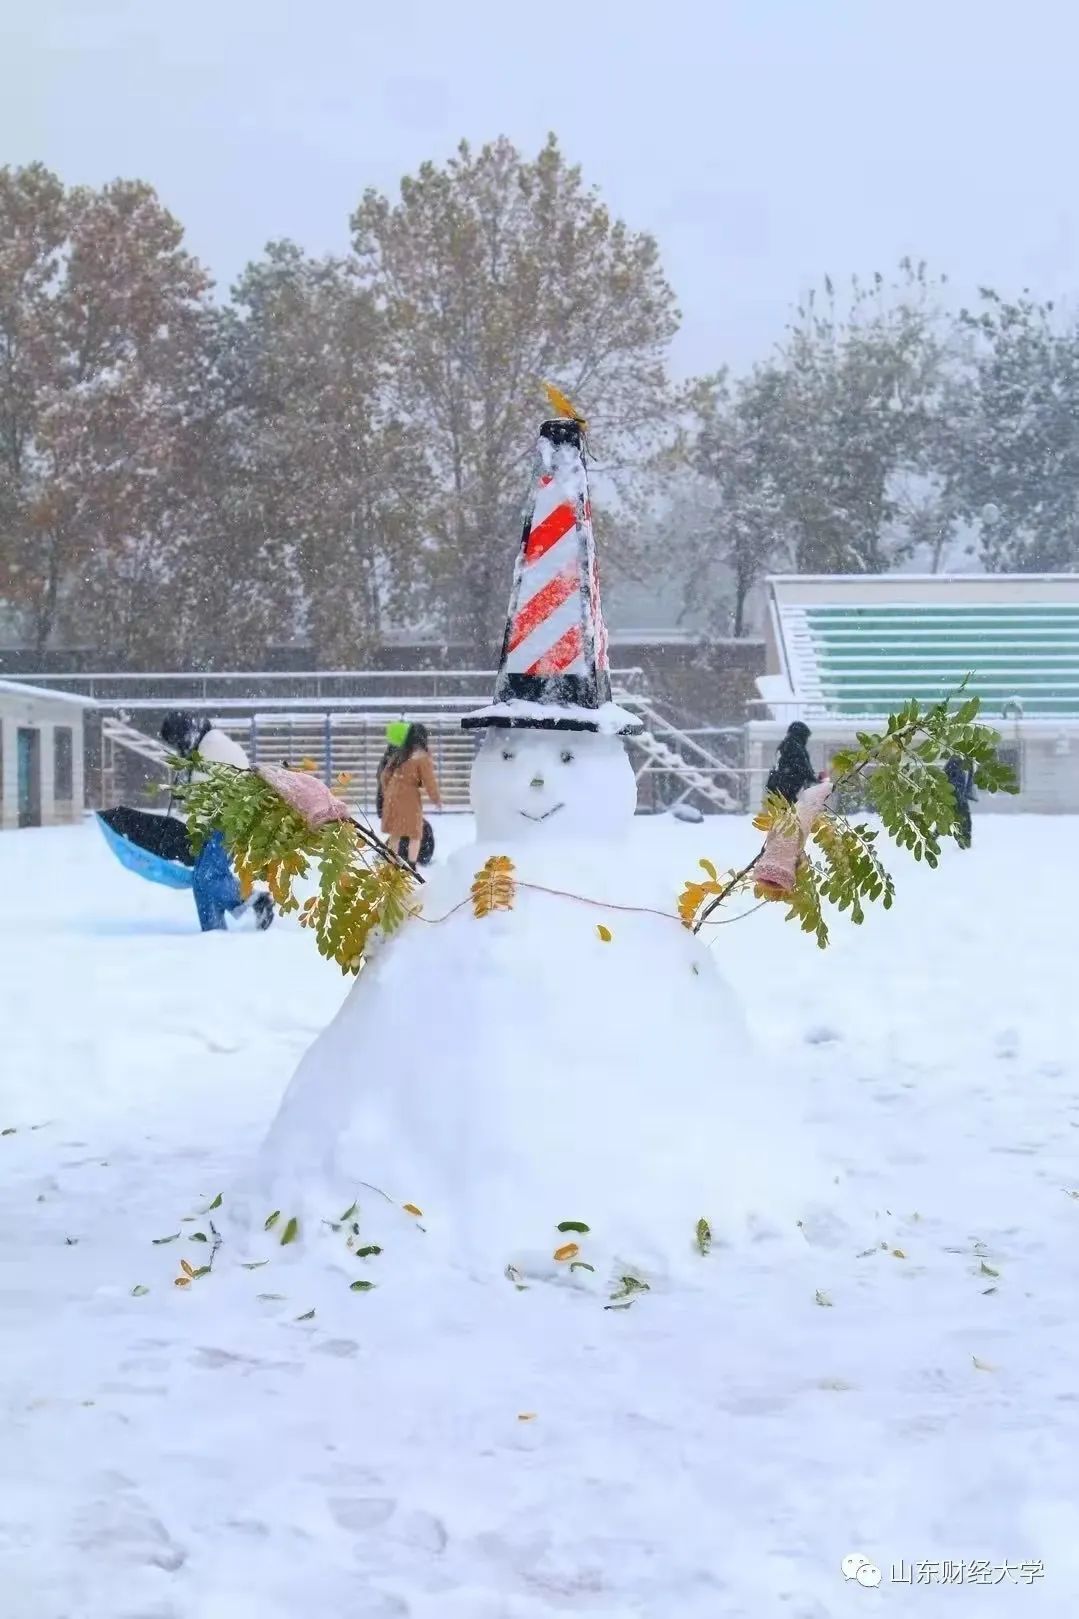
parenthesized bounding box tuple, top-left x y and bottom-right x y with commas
(379, 723, 443, 866)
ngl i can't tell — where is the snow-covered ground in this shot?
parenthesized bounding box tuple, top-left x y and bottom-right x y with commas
(2, 814, 1076, 1617)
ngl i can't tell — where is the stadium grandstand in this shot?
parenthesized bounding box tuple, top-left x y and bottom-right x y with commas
(748, 574, 1079, 812)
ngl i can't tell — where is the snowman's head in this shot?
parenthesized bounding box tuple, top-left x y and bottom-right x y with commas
(470, 728, 637, 844)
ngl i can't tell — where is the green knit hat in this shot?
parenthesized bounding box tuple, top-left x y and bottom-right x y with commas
(386, 721, 409, 747)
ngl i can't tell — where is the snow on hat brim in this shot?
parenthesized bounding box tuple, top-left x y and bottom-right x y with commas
(461, 698, 642, 735)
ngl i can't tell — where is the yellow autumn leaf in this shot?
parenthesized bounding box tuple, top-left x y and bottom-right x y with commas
(471, 855, 516, 918)
(543, 381, 587, 428)
(180, 1258, 194, 1277)
(298, 757, 318, 773)
(596, 924, 612, 942)
(174, 1276, 191, 1288)
(891, 1248, 906, 1259)
(336, 772, 352, 786)
(752, 810, 774, 832)
(517, 1412, 538, 1422)
(402, 1202, 423, 1217)
(553, 1242, 579, 1262)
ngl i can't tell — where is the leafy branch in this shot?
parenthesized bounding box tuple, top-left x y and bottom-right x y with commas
(178, 764, 420, 974)
(684, 691, 1017, 944)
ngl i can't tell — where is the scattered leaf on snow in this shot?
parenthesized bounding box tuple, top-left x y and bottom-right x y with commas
(569, 1261, 595, 1273)
(339, 1201, 358, 1221)
(982, 1286, 998, 1295)
(241, 1260, 269, 1270)
(280, 1217, 300, 1246)
(402, 1203, 423, 1217)
(553, 1242, 579, 1263)
(856, 1248, 877, 1258)
(349, 1280, 376, 1292)
(190, 1232, 208, 1243)
(257, 1293, 286, 1301)
(517, 1412, 537, 1421)
(815, 1290, 833, 1307)
(264, 1210, 280, 1231)
(695, 1218, 712, 1256)
(979, 1260, 999, 1277)
(356, 1245, 382, 1258)
(131, 1285, 150, 1297)
(174, 1277, 191, 1288)
(180, 1259, 195, 1278)
(891, 1248, 907, 1259)
(295, 1309, 316, 1321)
(610, 1275, 650, 1300)
(596, 924, 612, 942)
(152, 1233, 180, 1245)
(203, 1193, 223, 1212)
(505, 1264, 528, 1291)
(1, 1127, 16, 1136)
(604, 1302, 632, 1311)
(556, 1221, 590, 1234)
(64, 1236, 78, 1246)
(191, 1265, 211, 1278)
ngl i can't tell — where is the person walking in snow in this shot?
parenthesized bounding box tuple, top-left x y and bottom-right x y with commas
(766, 720, 820, 806)
(160, 711, 274, 933)
(944, 756, 974, 849)
(375, 721, 410, 820)
(379, 722, 443, 868)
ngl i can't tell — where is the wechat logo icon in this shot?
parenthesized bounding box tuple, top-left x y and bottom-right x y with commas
(842, 1553, 883, 1587)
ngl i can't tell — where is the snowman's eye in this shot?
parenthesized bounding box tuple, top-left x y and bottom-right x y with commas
(501, 749, 515, 762)
(560, 749, 574, 764)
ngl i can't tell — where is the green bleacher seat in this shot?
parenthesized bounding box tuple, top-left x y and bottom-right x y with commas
(796, 603, 1079, 718)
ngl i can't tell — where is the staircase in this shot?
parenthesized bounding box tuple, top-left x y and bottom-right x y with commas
(626, 700, 742, 813)
(99, 717, 174, 808)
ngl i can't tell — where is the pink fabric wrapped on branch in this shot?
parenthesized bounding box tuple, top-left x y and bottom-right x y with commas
(256, 765, 352, 830)
(755, 779, 833, 899)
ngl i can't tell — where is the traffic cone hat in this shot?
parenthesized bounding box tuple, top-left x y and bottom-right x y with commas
(463, 407, 640, 735)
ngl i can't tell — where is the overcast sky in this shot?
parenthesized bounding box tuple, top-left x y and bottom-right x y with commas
(5, 0, 1079, 377)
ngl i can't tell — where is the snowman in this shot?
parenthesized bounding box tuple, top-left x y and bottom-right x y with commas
(252, 417, 834, 1289)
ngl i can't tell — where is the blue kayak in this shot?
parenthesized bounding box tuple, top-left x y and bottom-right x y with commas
(96, 808, 195, 891)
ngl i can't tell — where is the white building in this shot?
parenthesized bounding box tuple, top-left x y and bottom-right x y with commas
(748, 574, 1079, 813)
(0, 680, 94, 830)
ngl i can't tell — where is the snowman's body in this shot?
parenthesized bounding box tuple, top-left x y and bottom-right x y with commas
(255, 729, 828, 1285)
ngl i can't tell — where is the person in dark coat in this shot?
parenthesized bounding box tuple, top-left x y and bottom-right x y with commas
(944, 756, 974, 849)
(766, 721, 819, 805)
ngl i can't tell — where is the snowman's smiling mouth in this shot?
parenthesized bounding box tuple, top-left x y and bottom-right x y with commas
(520, 803, 565, 822)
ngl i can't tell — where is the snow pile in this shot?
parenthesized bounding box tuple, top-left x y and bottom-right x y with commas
(3, 815, 1079, 1615)
(249, 729, 837, 1288)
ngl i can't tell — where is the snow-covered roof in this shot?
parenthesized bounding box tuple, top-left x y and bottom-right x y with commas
(0, 678, 96, 708)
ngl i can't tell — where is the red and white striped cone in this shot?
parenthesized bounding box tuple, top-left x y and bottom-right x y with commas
(463, 417, 639, 734)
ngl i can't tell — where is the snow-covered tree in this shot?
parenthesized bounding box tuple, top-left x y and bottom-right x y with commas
(218, 242, 433, 663)
(351, 135, 680, 649)
(743, 262, 951, 575)
(0, 165, 213, 654)
(944, 290, 1079, 572)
